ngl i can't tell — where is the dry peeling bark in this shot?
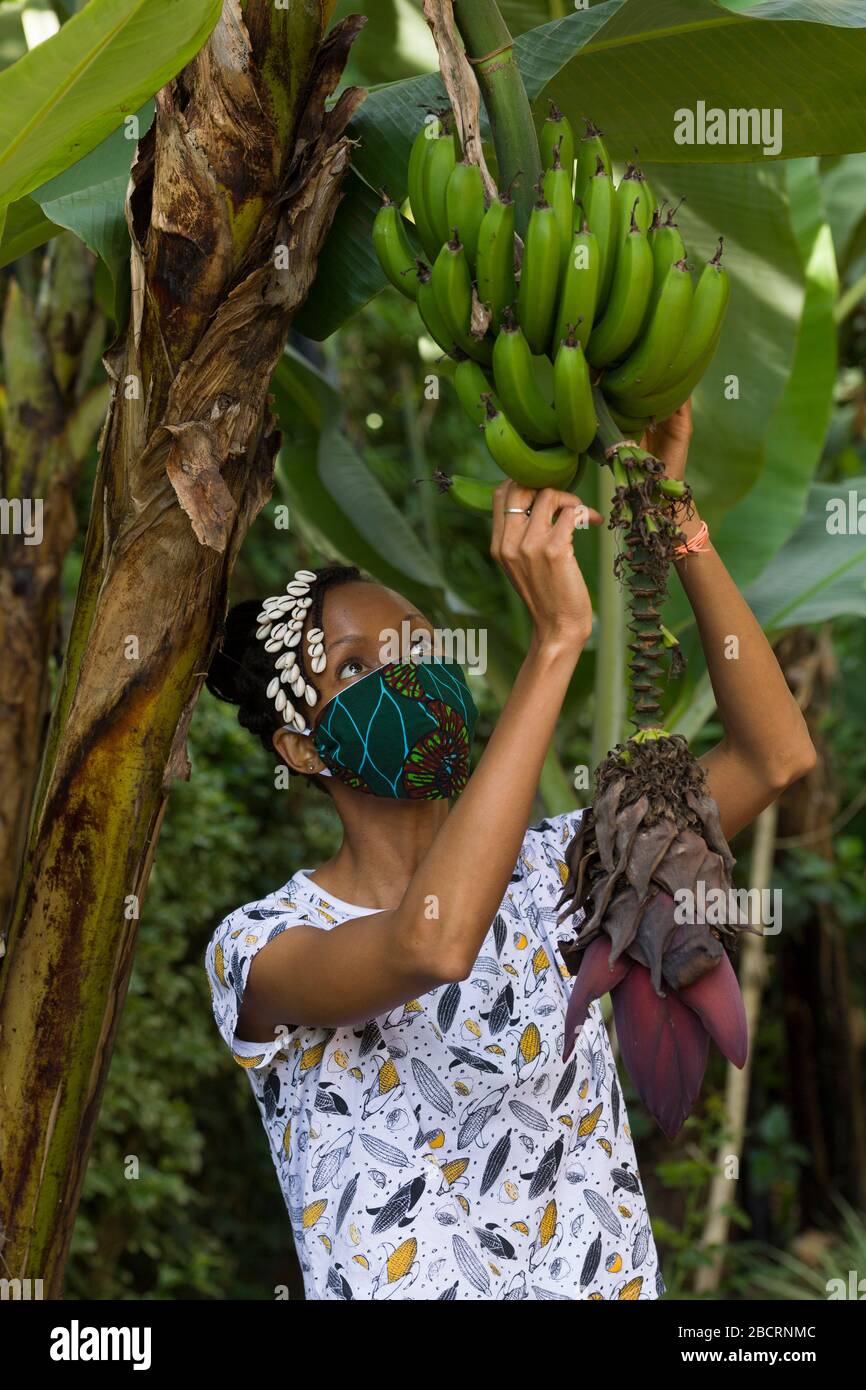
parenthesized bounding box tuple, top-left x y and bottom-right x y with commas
(0, 237, 108, 939)
(0, 0, 364, 1292)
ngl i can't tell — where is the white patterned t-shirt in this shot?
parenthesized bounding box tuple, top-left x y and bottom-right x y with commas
(204, 810, 666, 1301)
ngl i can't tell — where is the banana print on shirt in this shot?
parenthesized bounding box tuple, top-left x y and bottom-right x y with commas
(205, 811, 667, 1301)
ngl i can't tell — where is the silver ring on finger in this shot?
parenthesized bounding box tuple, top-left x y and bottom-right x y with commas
(504, 506, 532, 516)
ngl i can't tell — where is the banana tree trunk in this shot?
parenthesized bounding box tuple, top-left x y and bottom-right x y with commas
(0, 236, 107, 940)
(0, 0, 364, 1294)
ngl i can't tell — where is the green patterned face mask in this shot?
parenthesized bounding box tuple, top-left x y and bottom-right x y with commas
(312, 658, 478, 799)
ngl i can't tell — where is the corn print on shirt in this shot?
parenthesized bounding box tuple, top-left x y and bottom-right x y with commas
(205, 810, 666, 1301)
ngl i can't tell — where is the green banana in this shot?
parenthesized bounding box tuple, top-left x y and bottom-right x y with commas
(483, 397, 578, 489)
(372, 194, 420, 300)
(425, 119, 458, 249)
(586, 205, 653, 367)
(581, 159, 617, 314)
(554, 328, 597, 454)
(407, 115, 445, 261)
(615, 164, 655, 243)
(648, 202, 686, 300)
(415, 260, 456, 355)
(454, 357, 498, 427)
(444, 456, 590, 511)
(476, 193, 517, 329)
(604, 258, 694, 398)
(443, 473, 500, 513)
(643, 239, 730, 397)
(608, 329, 721, 424)
(576, 119, 612, 201)
(542, 140, 575, 282)
(539, 100, 574, 176)
(446, 160, 486, 270)
(431, 233, 493, 364)
(493, 307, 560, 445)
(552, 218, 600, 357)
(517, 193, 562, 355)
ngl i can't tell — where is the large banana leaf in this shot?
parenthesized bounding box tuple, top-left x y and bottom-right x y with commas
(707, 159, 838, 588)
(0, 0, 221, 230)
(545, 0, 866, 164)
(272, 347, 448, 609)
(744, 477, 866, 628)
(0, 196, 59, 268)
(672, 475, 866, 740)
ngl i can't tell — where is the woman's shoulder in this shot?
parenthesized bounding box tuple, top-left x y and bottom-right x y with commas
(206, 872, 321, 957)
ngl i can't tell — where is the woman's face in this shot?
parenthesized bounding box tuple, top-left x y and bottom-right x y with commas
(307, 581, 434, 725)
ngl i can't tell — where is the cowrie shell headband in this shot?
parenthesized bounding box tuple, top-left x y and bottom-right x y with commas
(255, 569, 327, 737)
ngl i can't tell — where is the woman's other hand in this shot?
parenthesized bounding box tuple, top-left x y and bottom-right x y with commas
(490, 481, 602, 651)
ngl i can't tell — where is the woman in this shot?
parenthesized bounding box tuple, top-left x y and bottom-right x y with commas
(204, 404, 815, 1301)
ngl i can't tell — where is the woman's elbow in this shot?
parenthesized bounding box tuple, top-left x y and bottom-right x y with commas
(767, 736, 818, 793)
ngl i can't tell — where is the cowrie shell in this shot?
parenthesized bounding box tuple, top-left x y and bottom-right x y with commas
(289, 618, 304, 631)
(271, 623, 287, 640)
(292, 676, 305, 698)
(311, 655, 326, 674)
(295, 569, 317, 582)
(306, 627, 324, 642)
(296, 597, 313, 609)
(267, 677, 280, 699)
(304, 687, 318, 707)
(275, 689, 287, 712)
(280, 669, 293, 684)
(287, 632, 302, 647)
(292, 710, 307, 732)
(275, 653, 291, 669)
(264, 637, 282, 652)
(286, 583, 309, 597)
(311, 643, 324, 659)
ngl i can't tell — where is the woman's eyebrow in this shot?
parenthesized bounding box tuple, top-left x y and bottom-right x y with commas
(327, 614, 428, 653)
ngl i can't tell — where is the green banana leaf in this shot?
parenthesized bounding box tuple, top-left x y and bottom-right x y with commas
(744, 477, 866, 628)
(821, 153, 866, 278)
(272, 347, 448, 607)
(0, 0, 221, 230)
(545, 0, 866, 165)
(708, 159, 838, 588)
(0, 196, 59, 268)
(672, 475, 866, 740)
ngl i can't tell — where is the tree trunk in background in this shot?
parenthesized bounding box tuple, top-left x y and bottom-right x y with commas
(775, 627, 866, 1222)
(0, 0, 364, 1294)
(0, 236, 107, 940)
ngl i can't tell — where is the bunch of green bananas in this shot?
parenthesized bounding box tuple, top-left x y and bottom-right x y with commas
(372, 104, 729, 511)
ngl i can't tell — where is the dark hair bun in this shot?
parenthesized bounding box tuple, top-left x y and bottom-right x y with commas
(206, 599, 261, 707)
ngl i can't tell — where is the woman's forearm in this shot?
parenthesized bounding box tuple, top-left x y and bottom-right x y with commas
(673, 503, 816, 833)
(401, 636, 581, 976)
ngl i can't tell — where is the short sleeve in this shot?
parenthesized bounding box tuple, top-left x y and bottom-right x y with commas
(521, 808, 588, 979)
(204, 904, 311, 1070)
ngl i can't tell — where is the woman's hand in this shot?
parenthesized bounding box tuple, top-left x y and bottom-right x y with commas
(490, 480, 602, 650)
(642, 398, 692, 481)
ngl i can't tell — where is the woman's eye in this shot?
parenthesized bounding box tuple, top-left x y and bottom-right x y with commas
(409, 633, 432, 658)
(337, 657, 365, 680)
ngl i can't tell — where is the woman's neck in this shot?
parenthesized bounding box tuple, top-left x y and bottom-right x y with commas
(306, 792, 450, 911)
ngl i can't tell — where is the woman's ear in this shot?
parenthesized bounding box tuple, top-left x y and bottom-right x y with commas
(272, 727, 325, 776)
